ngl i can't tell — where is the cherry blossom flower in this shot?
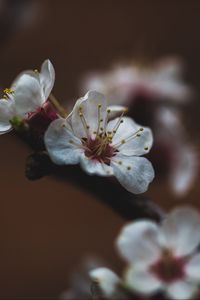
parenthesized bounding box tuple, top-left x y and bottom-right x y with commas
(81, 57, 193, 106)
(45, 90, 154, 194)
(0, 59, 57, 135)
(90, 206, 200, 300)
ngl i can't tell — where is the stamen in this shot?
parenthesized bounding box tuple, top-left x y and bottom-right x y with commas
(78, 108, 90, 138)
(104, 108, 111, 132)
(113, 128, 144, 148)
(127, 166, 131, 170)
(111, 110, 126, 137)
(96, 103, 102, 136)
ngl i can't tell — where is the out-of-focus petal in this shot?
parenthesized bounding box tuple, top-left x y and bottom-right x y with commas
(185, 253, 200, 281)
(116, 220, 161, 265)
(90, 268, 120, 297)
(125, 266, 162, 294)
(160, 206, 200, 257)
(166, 280, 198, 300)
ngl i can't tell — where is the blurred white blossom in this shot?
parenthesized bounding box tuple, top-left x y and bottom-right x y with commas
(45, 90, 154, 194)
(81, 58, 193, 106)
(91, 206, 200, 300)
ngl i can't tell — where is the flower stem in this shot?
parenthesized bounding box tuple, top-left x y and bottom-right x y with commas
(49, 93, 68, 118)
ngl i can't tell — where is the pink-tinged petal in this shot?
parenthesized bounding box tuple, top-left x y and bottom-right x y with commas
(185, 253, 200, 282)
(116, 221, 161, 265)
(166, 280, 198, 300)
(160, 206, 200, 257)
(13, 74, 43, 115)
(90, 268, 120, 297)
(125, 266, 162, 295)
(40, 59, 55, 100)
(107, 117, 153, 156)
(111, 155, 155, 194)
(44, 118, 83, 165)
(80, 156, 113, 176)
(71, 91, 107, 139)
(0, 98, 15, 134)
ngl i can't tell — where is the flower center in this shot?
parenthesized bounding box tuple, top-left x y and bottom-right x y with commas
(83, 136, 117, 164)
(151, 250, 185, 283)
(77, 102, 148, 164)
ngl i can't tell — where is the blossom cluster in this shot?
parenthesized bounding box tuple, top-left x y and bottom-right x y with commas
(0, 59, 199, 300)
(0, 60, 155, 194)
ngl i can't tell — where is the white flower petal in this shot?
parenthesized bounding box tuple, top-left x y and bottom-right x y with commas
(0, 98, 15, 133)
(185, 253, 200, 281)
(80, 156, 113, 176)
(107, 117, 153, 156)
(45, 118, 83, 165)
(39, 59, 55, 100)
(90, 268, 120, 297)
(160, 206, 200, 257)
(125, 266, 162, 295)
(71, 91, 107, 138)
(116, 221, 161, 265)
(166, 281, 198, 300)
(111, 155, 155, 194)
(13, 74, 43, 115)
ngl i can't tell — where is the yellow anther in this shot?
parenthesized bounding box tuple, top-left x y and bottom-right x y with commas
(86, 125, 90, 129)
(100, 127, 104, 131)
(98, 104, 102, 108)
(140, 128, 144, 131)
(137, 134, 141, 137)
(121, 139, 126, 144)
(79, 112, 83, 117)
(144, 147, 149, 151)
(100, 119, 103, 122)
(107, 109, 111, 113)
(4, 88, 14, 95)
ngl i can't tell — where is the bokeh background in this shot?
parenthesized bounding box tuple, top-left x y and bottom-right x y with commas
(0, 1, 200, 299)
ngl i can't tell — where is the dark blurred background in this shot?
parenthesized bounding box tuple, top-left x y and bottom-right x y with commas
(0, 1, 200, 299)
